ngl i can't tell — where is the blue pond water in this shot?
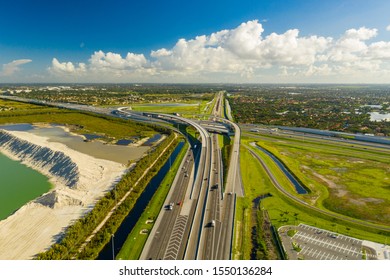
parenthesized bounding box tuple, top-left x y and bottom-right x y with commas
(116, 139, 133, 145)
(254, 145, 308, 194)
(83, 134, 102, 140)
(143, 134, 162, 146)
(0, 124, 34, 131)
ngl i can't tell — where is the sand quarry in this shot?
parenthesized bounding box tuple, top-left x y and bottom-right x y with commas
(0, 130, 127, 259)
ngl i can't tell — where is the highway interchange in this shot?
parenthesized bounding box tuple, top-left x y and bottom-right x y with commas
(139, 92, 241, 260)
(1, 93, 389, 260)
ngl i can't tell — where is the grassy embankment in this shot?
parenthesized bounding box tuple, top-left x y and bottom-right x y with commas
(233, 142, 275, 260)
(116, 142, 189, 259)
(217, 134, 232, 188)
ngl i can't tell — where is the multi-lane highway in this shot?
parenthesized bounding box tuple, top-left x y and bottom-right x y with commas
(140, 92, 241, 260)
(1, 93, 241, 260)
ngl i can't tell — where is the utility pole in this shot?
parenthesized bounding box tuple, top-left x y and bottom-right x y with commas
(111, 234, 115, 260)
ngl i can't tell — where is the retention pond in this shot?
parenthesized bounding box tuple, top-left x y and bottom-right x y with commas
(0, 153, 52, 220)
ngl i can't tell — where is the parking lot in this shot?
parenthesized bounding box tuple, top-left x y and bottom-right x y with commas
(293, 224, 364, 260)
(278, 224, 380, 260)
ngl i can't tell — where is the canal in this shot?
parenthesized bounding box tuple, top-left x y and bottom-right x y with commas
(254, 145, 308, 194)
(97, 141, 184, 259)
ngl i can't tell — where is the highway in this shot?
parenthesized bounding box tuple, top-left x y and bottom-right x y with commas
(195, 92, 239, 259)
(3, 93, 390, 259)
(1, 93, 240, 260)
(135, 109, 214, 259)
(141, 92, 240, 260)
(196, 133, 222, 259)
(241, 124, 390, 151)
(140, 146, 196, 260)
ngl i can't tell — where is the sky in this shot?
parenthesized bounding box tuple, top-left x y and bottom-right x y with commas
(1, 0, 390, 83)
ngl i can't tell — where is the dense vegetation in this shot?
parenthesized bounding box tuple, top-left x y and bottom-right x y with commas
(227, 84, 390, 136)
(2, 84, 215, 106)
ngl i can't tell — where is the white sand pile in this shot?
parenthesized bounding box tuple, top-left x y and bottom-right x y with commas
(0, 130, 126, 259)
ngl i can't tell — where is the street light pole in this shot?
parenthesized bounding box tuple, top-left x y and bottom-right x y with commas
(114, 185, 117, 207)
(111, 234, 115, 260)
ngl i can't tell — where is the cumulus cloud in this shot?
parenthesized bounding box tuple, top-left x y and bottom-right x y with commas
(1, 59, 32, 76)
(49, 51, 149, 80)
(48, 20, 390, 82)
(49, 58, 86, 75)
(149, 20, 330, 76)
(387, 25, 390, 31)
(89, 51, 147, 70)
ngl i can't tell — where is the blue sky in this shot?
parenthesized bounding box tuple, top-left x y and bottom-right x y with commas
(1, 0, 390, 83)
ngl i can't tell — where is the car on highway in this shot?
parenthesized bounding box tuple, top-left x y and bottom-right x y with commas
(166, 202, 174, 210)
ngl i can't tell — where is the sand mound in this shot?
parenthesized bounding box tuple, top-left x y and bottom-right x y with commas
(0, 130, 127, 259)
(36, 190, 84, 209)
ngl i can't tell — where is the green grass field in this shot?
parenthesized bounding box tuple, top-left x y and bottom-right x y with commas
(251, 133, 390, 226)
(233, 142, 389, 259)
(129, 100, 211, 117)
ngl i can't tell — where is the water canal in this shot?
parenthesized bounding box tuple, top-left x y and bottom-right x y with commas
(97, 141, 184, 259)
(254, 145, 308, 194)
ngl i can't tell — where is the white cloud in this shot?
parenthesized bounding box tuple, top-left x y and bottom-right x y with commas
(89, 50, 147, 70)
(1, 59, 32, 76)
(150, 48, 172, 57)
(48, 21, 390, 83)
(344, 27, 377, 40)
(149, 20, 330, 76)
(367, 41, 390, 59)
(386, 25, 390, 31)
(49, 58, 86, 75)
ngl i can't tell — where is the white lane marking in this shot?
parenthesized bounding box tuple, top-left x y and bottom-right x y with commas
(293, 230, 367, 258)
(315, 250, 322, 259)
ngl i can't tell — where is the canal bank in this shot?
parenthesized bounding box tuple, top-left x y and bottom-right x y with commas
(253, 144, 308, 194)
(97, 141, 184, 259)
